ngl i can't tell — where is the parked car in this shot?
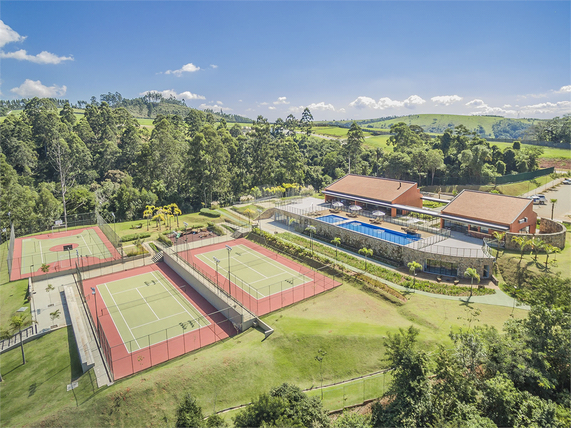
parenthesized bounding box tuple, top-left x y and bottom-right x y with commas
(529, 194, 547, 205)
(563, 178, 571, 185)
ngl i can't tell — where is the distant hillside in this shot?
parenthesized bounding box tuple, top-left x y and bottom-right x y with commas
(320, 114, 546, 139)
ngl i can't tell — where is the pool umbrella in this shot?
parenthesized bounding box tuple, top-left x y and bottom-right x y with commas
(349, 205, 362, 211)
(332, 201, 344, 208)
(372, 210, 385, 217)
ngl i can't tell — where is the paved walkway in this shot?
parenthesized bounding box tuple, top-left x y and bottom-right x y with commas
(30, 274, 113, 387)
(258, 218, 528, 310)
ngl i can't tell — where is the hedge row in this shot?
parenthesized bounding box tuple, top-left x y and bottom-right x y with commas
(199, 208, 221, 218)
(121, 232, 151, 242)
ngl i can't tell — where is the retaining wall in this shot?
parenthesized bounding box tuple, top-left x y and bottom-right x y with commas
(506, 218, 566, 250)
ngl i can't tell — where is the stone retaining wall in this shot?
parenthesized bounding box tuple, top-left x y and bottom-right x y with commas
(506, 218, 566, 250)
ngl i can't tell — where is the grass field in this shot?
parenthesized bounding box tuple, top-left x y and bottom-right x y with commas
(0, 278, 30, 330)
(18, 228, 112, 275)
(97, 271, 207, 351)
(0, 280, 527, 427)
(195, 244, 312, 299)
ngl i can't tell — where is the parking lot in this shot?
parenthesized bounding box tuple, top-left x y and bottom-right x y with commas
(531, 183, 571, 221)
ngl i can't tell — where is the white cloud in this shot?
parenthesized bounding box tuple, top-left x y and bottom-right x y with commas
(338, 108, 346, 113)
(199, 103, 232, 111)
(139, 89, 205, 100)
(350, 95, 425, 110)
(268, 106, 276, 110)
(288, 105, 304, 114)
(431, 95, 463, 106)
(465, 99, 486, 107)
(216, 101, 223, 105)
(210, 64, 218, 69)
(273, 96, 289, 105)
(0, 20, 26, 48)
(349, 96, 378, 109)
(0, 49, 73, 64)
(556, 85, 571, 93)
(308, 102, 336, 111)
(10, 79, 66, 97)
(503, 104, 512, 108)
(164, 63, 200, 76)
(260, 102, 269, 106)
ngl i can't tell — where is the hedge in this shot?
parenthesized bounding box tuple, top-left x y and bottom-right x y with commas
(121, 232, 151, 242)
(200, 208, 221, 218)
(157, 234, 173, 247)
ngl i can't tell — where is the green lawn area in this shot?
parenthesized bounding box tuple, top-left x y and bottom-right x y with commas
(0, 279, 31, 331)
(312, 126, 348, 138)
(136, 118, 154, 126)
(231, 204, 265, 216)
(0, 278, 526, 427)
(491, 141, 570, 160)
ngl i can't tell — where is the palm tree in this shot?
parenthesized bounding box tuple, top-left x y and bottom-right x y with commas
(331, 237, 341, 260)
(492, 231, 506, 260)
(550, 198, 557, 220)
(543, 243, 556, 270)
(305, 226, 316, 253)
(143, 205, 155, 231)
(464, 267, 480, 297)
(358, 247, 374, 271)
(10, 314, 28, 365)
(407, 261, 422, 287)
(170, 203, 182, 227)
(511, 235, 530, 261)
(527, 237, 544, 261)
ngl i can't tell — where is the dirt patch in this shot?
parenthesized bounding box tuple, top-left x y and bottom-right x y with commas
(539, 158, 571, 169)
(168, 230, 217, 244)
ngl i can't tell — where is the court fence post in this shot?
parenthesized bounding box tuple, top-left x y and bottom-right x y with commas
(148, 334, 152, 367)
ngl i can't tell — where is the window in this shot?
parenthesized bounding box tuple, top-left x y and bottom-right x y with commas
(518, 217, 528, 224)
(483, 265, 490, 278)
(426, 259, 458, 277)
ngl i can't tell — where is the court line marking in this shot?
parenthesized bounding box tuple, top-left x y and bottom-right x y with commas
(232, 245, 295, 276)
(80, 233, 93, 255)
(39, 240, 44, 263)
(104, 283, 142, 350)
(135, 288, 159, 320)
(130, 310, 188, 330)
(150, 271, 205, 325)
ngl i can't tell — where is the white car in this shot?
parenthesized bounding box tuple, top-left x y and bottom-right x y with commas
(563, 178, 571, 185)
(529, 195, 547, 205)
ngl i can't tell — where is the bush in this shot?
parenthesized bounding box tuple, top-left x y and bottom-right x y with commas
(207, 222, 225, 236)
(157, 234, 172, 247)
(121, 232, 151, 242)
(200, 208, 221, 218)
(149, 242, 160, 252)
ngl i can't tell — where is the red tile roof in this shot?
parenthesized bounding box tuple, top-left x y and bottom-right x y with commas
(441, 190, 532, 225)
(323, 175, 417, 203)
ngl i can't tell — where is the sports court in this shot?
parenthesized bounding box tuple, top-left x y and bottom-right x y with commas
(96, 270, 209, 352)
(82, 263, 235, 380)
(182, 238, 341, 315)
(10, 226, 120, 280)
(195, 243, 313, 299)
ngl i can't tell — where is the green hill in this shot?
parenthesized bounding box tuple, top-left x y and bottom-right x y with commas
(320, 114, 545, 140)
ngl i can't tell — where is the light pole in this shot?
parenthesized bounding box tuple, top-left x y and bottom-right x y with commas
(226, 245, 232, 292)
(91, 287, 98, 325)
(111, 212, 116, 234)
(213, 257, 220, 287)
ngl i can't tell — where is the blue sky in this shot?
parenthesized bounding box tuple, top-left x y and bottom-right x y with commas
(1, 1, 569, 121)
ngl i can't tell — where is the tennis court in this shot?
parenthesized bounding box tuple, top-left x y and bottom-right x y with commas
(10, 226, 119, 280)
(83, 263, 235, 380)
(96, 270, 209, 352)
(182, 238, 341, 316)
(195, 244, 313, 299)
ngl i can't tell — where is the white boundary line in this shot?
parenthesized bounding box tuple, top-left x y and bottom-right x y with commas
(103, 283, 142, 350)
(80, 233, 93, 254)
(197, 244, 314, 300)
(131, 310, 187, 330)
(39, 240, 44, 263)
(135, 288, 159, 320)
(150, 271, 204, 323)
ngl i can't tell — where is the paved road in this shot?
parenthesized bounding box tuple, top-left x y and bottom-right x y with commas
(530, 182, 571, 221)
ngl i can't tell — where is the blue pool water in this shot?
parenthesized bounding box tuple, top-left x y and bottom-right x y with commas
(338, 221, 421, 246)
(315, 214, 347, 224)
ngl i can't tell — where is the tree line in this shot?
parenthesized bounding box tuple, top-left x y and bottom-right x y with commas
(0, 97, 547, 235)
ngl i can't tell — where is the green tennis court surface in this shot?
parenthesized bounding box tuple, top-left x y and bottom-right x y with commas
(20, 228, 112, 274)
(195, 244, 313, 299)
(97, 271, 208, 352)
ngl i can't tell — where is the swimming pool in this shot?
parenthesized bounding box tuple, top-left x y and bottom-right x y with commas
(315, 214, 347, 224)
(338, 221, 421, 245)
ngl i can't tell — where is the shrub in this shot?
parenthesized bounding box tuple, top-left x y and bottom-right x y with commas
(200, 208, 221, 218)
(149, 242, 160, 252)
(207, 222, 225, 236)
(157, 234, 172, 247)
(121, 232, 151, 242)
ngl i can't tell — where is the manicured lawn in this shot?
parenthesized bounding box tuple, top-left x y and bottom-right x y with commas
(491, 141, 570, 159)
(0, 278, 526, 427)
(136, 118, 154, 126)
(0, 279, 30, 330)
(312, 126, 348, 138)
